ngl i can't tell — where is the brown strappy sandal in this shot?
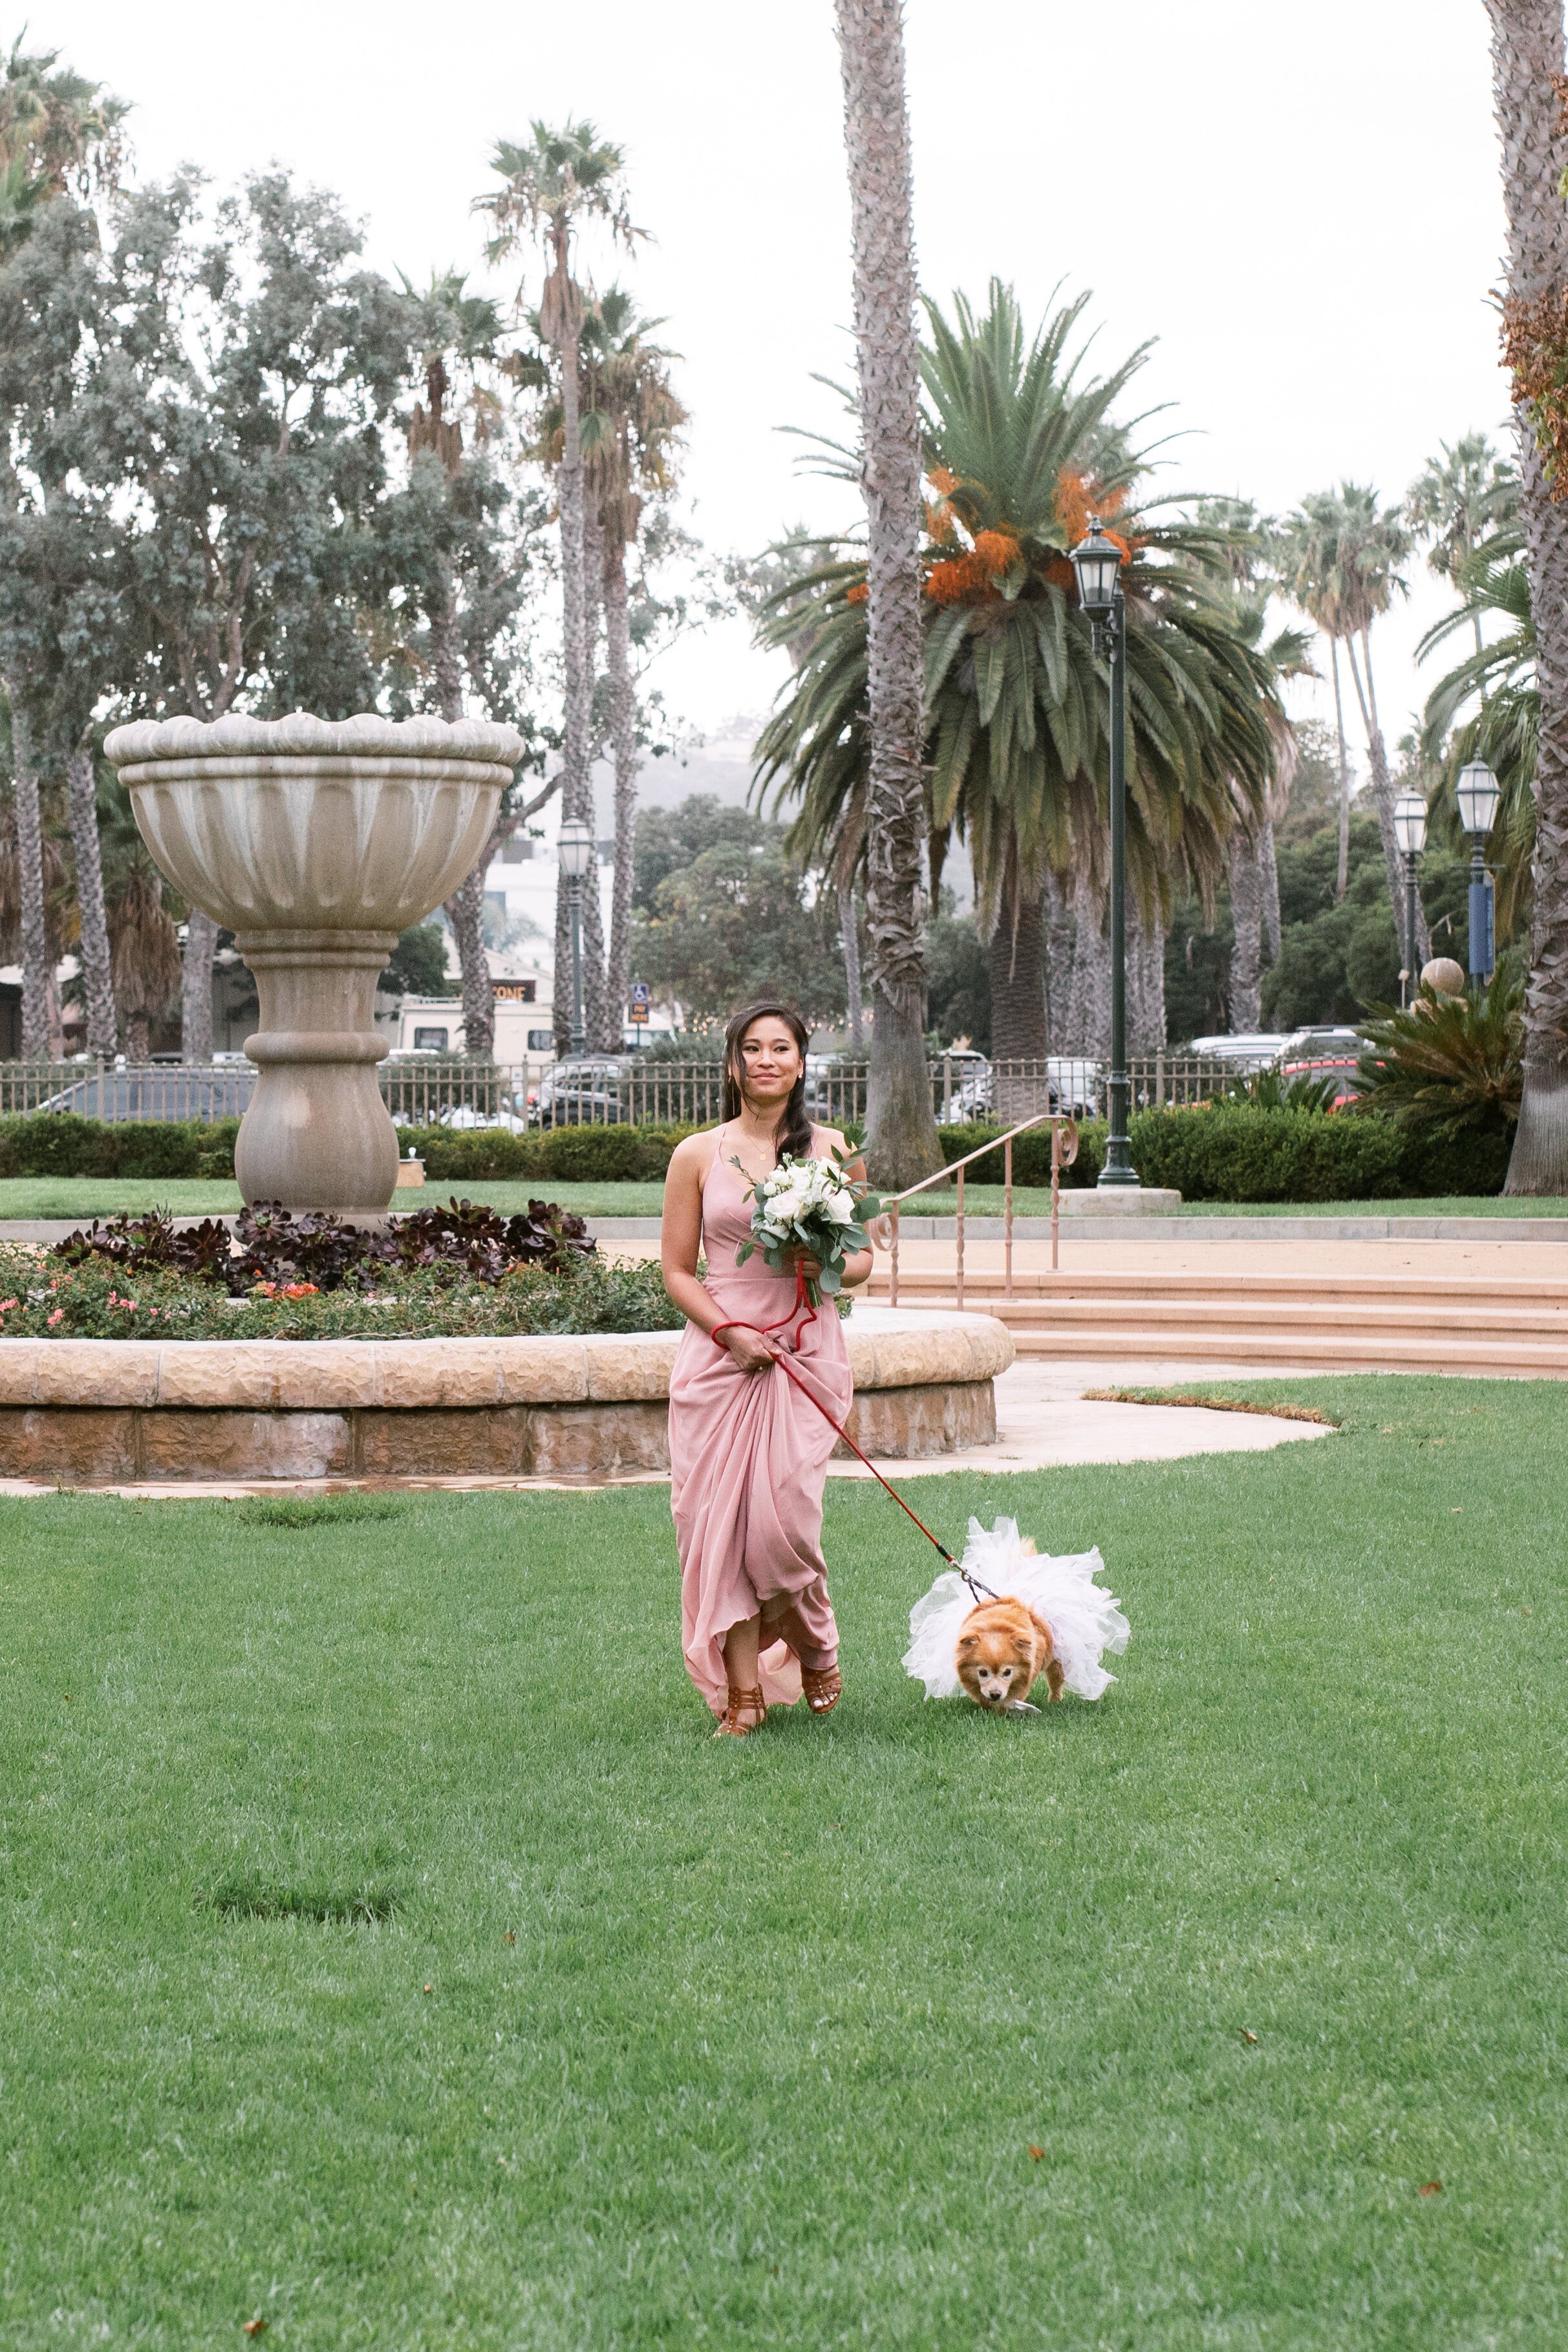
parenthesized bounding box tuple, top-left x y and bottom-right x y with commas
(713, 1685, 766, 1738)
(767, 1605, 843, 1716)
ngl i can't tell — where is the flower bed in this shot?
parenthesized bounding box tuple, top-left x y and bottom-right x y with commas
(0, 1200, 682, 1342)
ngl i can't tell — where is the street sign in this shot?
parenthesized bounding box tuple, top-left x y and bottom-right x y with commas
(630, 980, 651, 1005)
(629, 1002, 649, 1024)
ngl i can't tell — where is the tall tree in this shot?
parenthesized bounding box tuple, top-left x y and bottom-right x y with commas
(391, 268, 524, 1057)
(1276, 486, 1421, 958)
(479, 123, 638, 1057)
(0, 38, 124, 1058)
(579, 288, 687, 1031)
(1419, 521, 1536, 936)
(87, 170, 413, 1056)
(757, 286, 1286, 1077)
(1485, 0, 1568, 1187)
(1406, 432, 1518, 656)
(832, 0, 940, 1183)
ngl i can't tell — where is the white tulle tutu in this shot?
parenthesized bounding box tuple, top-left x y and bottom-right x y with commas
(903, 1516, 1130, 1702)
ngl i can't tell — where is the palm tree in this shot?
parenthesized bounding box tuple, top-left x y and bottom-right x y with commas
(756, 284, 1285, 1074)
(1406, 433, 1518, 656)
(478, 122, 638, 1057)
(1485, 0, 1568, 1191)
(579, 289, 687, 1033)
(1276, 485, 1420, 958)
(832, 0, 940, 1184)
(1419, 524, 1536, 935)
(399, 268, 507, 1056)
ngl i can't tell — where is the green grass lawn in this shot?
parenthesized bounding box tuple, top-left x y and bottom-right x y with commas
(3, 1175, 1565, 1227)
(0, 1177, 669, 1222)
(4, 1376, 1565, 2347)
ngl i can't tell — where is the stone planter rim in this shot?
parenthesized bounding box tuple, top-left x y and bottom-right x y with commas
(104, 709, 525, 771)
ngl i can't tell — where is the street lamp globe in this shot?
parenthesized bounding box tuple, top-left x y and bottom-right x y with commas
(1070, 522, 1123, 616)
(1392, 792, 1428, 859)
(557, 817, 594, 878)
(1456, 761, 1501, 840)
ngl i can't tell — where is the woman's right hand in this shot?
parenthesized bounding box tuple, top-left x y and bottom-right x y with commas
(720, 1324, 778, 1374)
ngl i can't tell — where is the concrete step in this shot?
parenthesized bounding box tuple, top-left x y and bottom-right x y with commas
(870, 1292, 1568, 1337)
(869, 1267, 1568, 1306)
(1002, 1323, 1568, 1374)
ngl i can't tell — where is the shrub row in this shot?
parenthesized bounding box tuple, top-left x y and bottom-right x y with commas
(0, 1105, 1515, 1200)
(394, 1121, 700, 1183)
(936, 1105, 1513, 1202)
(0, 1116, 703, 1185)
(0, 1114, 242, 1179)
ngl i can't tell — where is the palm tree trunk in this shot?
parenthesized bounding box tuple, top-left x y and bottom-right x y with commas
(603, 528, 639, 1038)
(180, 907, 217, 1063)
(444, 863, 494, 1058)
(124, 1008, 150, 1063)
(9, 700, 50, 1059)
(1227, 830, 1263, 1030)
(1341, 631, 1431, 967)
(1487, 0, 1568, 1189)
(552, 297, 607, 1060)
(1044, 870, 1073, 1052)
(65, 742, 116, 1059)
(834, 0, 940, 1185)
(838, 880, 864, 1045)
(578, 502, 611, 1051)
(1329, 638, 1351, 901)
(429, 576, 497, 1061)
(1126, 890, 1166, 1053)
(1068, 874, 1111, 1057)
(1260, 817, 1282, 963)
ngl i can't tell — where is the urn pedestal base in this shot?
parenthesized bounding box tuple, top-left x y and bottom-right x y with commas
(235, 930, 400, 1216)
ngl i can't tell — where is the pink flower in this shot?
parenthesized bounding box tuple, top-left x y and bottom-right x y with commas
(0, 1299, 16, 1313)
(47, 1308, 63, 1327)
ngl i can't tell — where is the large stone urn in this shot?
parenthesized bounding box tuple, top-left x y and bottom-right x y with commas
(104, 713, 521, 1215)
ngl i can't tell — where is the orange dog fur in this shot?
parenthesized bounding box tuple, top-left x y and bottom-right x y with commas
(955, 1595, 1066, 1712)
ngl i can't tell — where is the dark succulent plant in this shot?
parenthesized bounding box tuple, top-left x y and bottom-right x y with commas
(52, 1196, 599, 1294)
(54, 1210, 235, 1284)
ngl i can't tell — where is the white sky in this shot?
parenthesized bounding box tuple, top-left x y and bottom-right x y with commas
(38, 0, 1512, 776)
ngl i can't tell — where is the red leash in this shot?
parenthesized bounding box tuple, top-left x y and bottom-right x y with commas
(710, 1297, 997, 1597)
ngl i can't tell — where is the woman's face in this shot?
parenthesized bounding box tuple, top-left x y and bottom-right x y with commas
(736, 1019, 802, 1106)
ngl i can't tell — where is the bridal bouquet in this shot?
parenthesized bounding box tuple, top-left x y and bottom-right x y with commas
(733, 1150, 887, 1306)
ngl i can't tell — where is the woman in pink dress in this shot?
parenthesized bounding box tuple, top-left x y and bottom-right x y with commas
(662, 1000, 872, 1736)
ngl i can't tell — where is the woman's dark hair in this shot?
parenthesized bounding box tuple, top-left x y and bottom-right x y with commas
(721, 1000, 812, 1161)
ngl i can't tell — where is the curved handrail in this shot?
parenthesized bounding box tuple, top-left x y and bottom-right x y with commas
(867, 1107, 1081, 1307)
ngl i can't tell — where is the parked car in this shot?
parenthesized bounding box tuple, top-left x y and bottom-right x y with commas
(38, 1066, 256, 1120)
(528, 1055, 634, 1125)
(1277, 1025, 1364, 1105)
(1187, 1032, 1290, 1071)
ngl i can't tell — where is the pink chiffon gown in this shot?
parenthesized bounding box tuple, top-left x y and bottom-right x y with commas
(668, 1125, 854, 1716)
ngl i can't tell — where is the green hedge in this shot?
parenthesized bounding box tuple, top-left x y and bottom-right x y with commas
(933, 1105, 1512, 1203)
(1125, 1105, 1406, 1202)
(934, 1121, 1106, 1189)
(0, 1106, 1514, 1202)
(0, 1115, 242, 1180)
(394, 1121, 703, 1184)
(0, 1116, 706, 1187)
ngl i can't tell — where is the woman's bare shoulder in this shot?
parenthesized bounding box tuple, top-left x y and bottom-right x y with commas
(810, 1123, 856, 1163)
(668, 1128, 721, 1171)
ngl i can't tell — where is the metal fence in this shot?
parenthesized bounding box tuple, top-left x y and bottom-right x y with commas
(0, 1050, 1249, 1127)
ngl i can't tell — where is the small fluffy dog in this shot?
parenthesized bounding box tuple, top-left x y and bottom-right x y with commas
(955, 1595, 1065, 1714)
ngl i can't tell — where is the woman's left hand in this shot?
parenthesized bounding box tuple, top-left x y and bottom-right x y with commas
(789, 1251, 824, 1285)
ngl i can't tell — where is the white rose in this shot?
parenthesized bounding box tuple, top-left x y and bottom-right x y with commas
(769, 1187, 804, 1224)
(824, 1187, 856, 1224)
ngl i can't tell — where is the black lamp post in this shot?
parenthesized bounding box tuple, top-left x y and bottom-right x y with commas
(1071, 521, 1137, 1186)
(1391, 791, 1428, 1008)
(1456, 761, 1501, 988)
(556, 817, 594, 1053)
